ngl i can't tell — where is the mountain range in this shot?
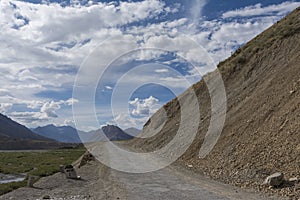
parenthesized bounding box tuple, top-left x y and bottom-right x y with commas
(0, 113, 65, 150)
(0, 112, 140, 149)
(32, 124, 139, 143)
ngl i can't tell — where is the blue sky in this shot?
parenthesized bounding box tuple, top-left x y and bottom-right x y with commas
(0, 0, 299, 130)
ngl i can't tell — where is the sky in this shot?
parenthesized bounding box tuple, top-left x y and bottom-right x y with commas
(0, 0, 299, 131)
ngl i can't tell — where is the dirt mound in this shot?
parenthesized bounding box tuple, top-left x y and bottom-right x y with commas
(130, 7, 300, 199)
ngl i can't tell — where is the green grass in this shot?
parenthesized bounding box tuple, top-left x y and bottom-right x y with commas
(0, 148, 86, 195)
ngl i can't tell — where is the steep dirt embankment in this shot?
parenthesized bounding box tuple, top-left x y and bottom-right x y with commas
(130, 7, 300, 199)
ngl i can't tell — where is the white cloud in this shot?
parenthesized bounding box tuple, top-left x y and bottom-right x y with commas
(190, 0, 207, 21)
(63, 98, 79, 106)
(129, 96, 160, 116)
(211, 21, 272, 45)
(0, 0, 172, 127)
(3, 98, 78, 127)
(40, 101, 61, 118)
(0, 103, 13, 113)
(113, 113, 147, 129)
(155, 69, 169, 73)
(9, 111, 49, 125)
(105, 86, 113, 90)
(0, 89, 11, 96)
(39, 98, 78, 117)
(63, 119, 75, 127)
(0, 0, 297, 129)
(222, 1, 300, 18)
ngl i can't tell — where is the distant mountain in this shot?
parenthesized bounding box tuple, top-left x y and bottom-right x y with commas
(33, 124, 82, 143)
(124, 127, 141, 137)
(0, 113, 66, 150)
(102, 125, 134, 141)
(33, 124, 134, 143)
(0, 113, 53, 141)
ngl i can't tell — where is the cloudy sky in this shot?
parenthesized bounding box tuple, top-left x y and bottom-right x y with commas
(0, 0, 299, 131)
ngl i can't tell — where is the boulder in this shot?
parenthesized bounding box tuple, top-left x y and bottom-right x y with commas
(263, 172, 284, 187)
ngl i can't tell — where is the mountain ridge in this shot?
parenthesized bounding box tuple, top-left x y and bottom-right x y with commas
(0, 113, 53, 141)
(0, 113, 70, 150)
(33, 124, 82, 143)
(33, 124, 135, 143)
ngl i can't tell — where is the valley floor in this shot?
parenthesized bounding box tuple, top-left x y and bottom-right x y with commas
(0, 159, 282, 200)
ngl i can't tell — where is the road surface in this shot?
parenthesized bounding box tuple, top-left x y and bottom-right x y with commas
(0, 144, 281, 200)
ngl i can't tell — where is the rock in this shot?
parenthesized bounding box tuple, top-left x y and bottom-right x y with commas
(59, 165, 65, 173)
(263, 172, 284, 187)
(42, 195, 51, 199)
(289, 177, 299, 184)
(27, 175, 36, 187)
(65, 165, 79, 179)
(79, 152, 95, 168)
(289, 90, 295, 94)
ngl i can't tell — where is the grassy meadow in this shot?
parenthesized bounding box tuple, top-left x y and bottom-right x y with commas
(0, 147, 86, 195)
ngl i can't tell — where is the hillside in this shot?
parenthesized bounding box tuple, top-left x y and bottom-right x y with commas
(0, 114, 69, 150)
(0, 114, 52, 141)
(124, 127, 141, 137)
(129, 7, 300, 198)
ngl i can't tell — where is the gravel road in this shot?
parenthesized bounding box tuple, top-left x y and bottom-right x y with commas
(110, 163, 282, 200)
(0, 157, 281, 200)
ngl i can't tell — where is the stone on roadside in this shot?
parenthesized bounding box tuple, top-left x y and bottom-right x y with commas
(289, 177, 299, 184)
(42, 195, 51, 199)
(59, 165, 65, 173)
(79, 152, 95, 168)
(263, 172, 284, 187)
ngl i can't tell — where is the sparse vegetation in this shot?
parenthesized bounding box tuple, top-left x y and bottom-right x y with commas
(0, 148, 86, 195)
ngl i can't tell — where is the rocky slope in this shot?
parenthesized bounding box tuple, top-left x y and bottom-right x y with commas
(124, 127, 141, 137)
(130, 7, 300, 199)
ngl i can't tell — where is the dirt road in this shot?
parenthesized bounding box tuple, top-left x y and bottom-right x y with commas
(111, 166, 271, 200)
(0, 157, 281, 200)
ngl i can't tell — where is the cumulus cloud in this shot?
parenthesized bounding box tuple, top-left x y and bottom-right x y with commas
(0, 0, 174, 101)
(0, 0, 297, 129)
(113, 113, 147, 129)
(129, 96, 160, 116)
(1, 98, 78, 127)
(40, 98, 78, 117)
(40, 101, 61, 118)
